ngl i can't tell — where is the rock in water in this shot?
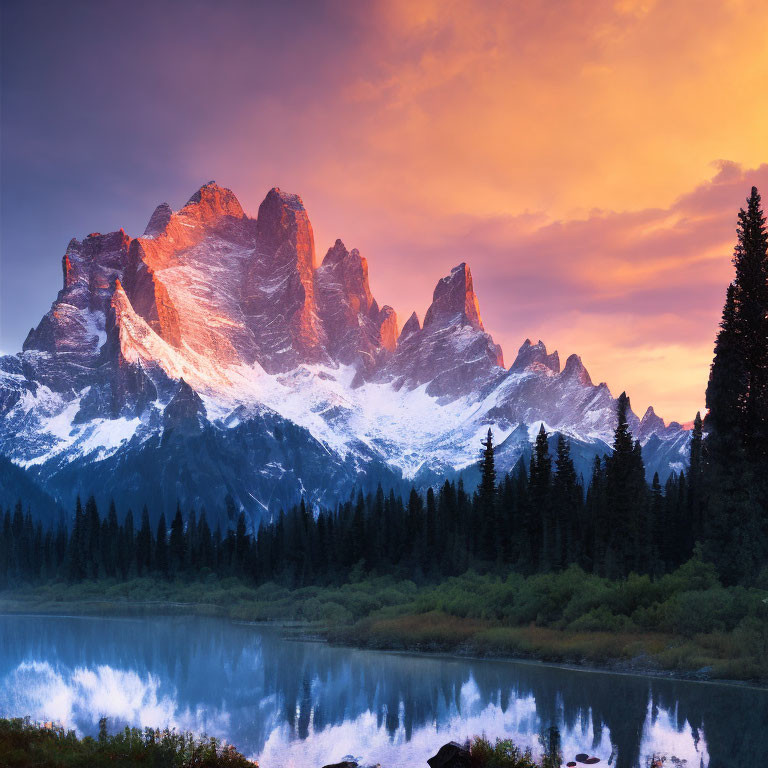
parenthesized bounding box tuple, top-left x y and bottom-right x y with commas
(427, 741, 471, 768)
(321, 762, 358, 768)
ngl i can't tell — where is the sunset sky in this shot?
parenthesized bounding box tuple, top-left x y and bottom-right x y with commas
(2, 0, 768, 422)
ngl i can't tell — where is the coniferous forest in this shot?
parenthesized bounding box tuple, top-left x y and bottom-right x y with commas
(0, 400, 708, 588)
(1, 188, 767, 602)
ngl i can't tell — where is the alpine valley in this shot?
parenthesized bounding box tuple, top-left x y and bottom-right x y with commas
(0, 182, 689, 527)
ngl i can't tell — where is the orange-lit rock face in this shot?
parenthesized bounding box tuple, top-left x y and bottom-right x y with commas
(22, 183, 514, 399)
(62, 254, 76, 289)
(243, 187, 327, 371)
(121, 240, 182, 349)
(28, 182, 410, 384)
(181, 180, 245, 225)
(92, 187, 510, 395)
(129, 182, 256, 367)
(316, 239, 394, 371)
(423, 263, 484, 331)
(562, 353, 593, 387)
(377, 306, 398, 353)
(106, 183, 404, 378)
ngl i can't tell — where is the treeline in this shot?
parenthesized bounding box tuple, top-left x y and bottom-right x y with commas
(0, 496, 249, 585)
(0, 187, 767, 590)
(247, 395, 705, 585)
(0, 395, 704, 587)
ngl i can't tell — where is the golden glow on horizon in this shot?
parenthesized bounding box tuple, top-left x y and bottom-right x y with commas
(181, 0, 768, 422)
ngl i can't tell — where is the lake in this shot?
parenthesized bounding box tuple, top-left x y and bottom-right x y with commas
(0, 614, 764, 768)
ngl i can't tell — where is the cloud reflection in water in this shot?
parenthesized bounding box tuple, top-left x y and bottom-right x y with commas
(0, 615, 757, 767)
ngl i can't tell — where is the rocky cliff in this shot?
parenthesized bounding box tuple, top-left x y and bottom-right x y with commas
(0, 181, 688, 526)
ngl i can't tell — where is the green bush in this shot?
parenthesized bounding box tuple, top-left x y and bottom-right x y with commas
(469, 735, 537, 768)
(733, 615, 768, 659)
(0, 717, 256, 767)
(661, 588, 748, 636)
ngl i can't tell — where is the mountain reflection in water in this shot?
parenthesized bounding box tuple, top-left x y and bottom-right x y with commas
(0, 615, 764, 768)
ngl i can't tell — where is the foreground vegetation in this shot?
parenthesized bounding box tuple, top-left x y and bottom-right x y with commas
(0, 717, 256, 767)
(0, 718, 571, 768)
(469, 728, 563, 768)
(2, 552, 767, 681)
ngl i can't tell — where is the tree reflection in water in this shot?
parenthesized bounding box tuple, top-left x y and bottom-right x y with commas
(0, 615, 764, 768)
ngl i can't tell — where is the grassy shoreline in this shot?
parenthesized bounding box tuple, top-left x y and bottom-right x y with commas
(2, 596, 763, 688)
(324, 613, 768, 685)
(2, 565, 767, 685)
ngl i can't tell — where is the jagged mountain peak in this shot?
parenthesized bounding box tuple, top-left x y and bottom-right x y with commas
(315, 236, 399, 376)
(264, 186, 306, 213)
(562, 353, 592, 385)
(511, 338, 560, 374)
(322, 238, 350, 266)
(423, 262, 484, 331)
(378, 264, 503, 398)
(243, 186, 326, 371)
(143, 203, 173, 237)
(22, 227, 131, 363)
(319, 240, 368, 283)
(180, 180, 245, 224)
(255, 187, 314, 259)
(0, 178, 685, 524)
(637, 404, 670, 441)
(399, 312, 421, 341)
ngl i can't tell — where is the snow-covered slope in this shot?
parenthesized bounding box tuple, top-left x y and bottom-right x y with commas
(0, 182, 688, 525)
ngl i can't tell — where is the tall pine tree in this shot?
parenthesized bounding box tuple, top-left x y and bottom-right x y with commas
(478, 428, 498, 561)
(704, 187, 768, 582)
(604, 393, 647, 577)
(529, 425, 551, 572)
(552, 434, 581, 569)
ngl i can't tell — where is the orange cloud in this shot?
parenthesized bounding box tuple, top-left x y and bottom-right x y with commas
(173, 0, 768, 422)
(361, 162, 768, 422)
(8, 0, 766, 426)
(198, 0, 766, 423)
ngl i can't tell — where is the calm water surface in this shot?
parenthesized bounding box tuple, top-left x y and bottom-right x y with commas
(0, 615, 765, 768)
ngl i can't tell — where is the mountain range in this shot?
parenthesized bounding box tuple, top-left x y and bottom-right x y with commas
(0, 182, 690, 526)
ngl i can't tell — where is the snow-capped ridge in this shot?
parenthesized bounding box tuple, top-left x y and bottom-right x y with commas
(0, 179, 685, 523)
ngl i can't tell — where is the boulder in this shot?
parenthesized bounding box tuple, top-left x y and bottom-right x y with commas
(427, 741, 471, 768)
